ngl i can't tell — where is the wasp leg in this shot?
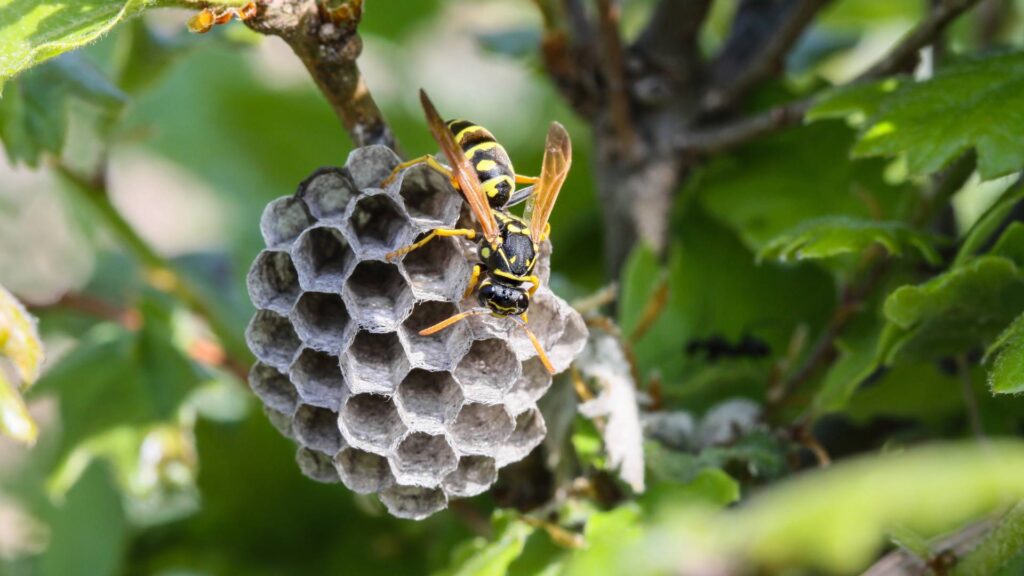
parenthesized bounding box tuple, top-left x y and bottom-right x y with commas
(540, 222, 551, 242)
(381, 155, 452, 187)
(463, 264, 485, 299)
(514, 174, 539, 185)
(524, 275, 542, 298)
(385, 228, 476, 262)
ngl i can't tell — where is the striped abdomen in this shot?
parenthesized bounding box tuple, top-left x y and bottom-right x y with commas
(446, 119, 515, 208)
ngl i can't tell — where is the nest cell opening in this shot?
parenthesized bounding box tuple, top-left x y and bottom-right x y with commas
(497, 407, 546, 467)
(347, 194, 409, 256)
(453, 338, 519, 403)
(443, 455, 497, 498)
(398, 164, 458, 225)
(401, 235, 469, 301)
(294, 404, 344, 454)
(290, 349, 347, 409)
(301, 169, 357, 222)
(293, 226, 354, 293)
(292, 291, 350, 352)
(391, 432, 459, 487)
(335, 448, 395, 494)
(248, 250, 301, 315)
(340, 393, 406, 454)
(401, 301, 471, 372)
(261, 196, 313, 249)
(246, 310, 301, 371)
(378, 485, 447, 521)
(345, 261, 414, 333)
(296, 447, 339, 483)
(343, 331, 407, 395)
(396, 369, 463, 433)
(450, 402, 515, 454)
(249, 363, 299, 414)
(345, 145, 401, 189)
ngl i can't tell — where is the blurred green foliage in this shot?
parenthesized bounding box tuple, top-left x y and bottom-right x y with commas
(4, 1, 1024, 575)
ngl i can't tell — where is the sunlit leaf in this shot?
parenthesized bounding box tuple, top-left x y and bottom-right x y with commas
(881, 256, 1024, 362)
(812, 52, 1024, 179)
(955, 185, 1024, 266)
(953, 502, 1024, 576)
(438, 512, 535, 576)
(986, 313, 1024, 395)
(759, 216, 940, 265)
(0, 369, 36, 445)
(0, 284, 43, 385)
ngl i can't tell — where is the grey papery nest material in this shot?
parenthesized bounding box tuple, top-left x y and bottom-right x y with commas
(245, 146, 587, 519)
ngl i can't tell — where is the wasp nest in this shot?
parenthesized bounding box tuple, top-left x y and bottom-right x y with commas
(245, 146, 587, 519)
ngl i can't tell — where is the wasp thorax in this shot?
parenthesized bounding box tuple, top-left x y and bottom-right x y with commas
(245, 146, 587, 520)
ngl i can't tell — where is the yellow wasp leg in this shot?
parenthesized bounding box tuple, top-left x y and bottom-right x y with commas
(463, 264, 482, 299)
(386, 228, 476, 261)
(525, 275, 541, 298)
(514, 174, 539, 185)
(382, 155, 453, 187)
(540, 222, 551, 242)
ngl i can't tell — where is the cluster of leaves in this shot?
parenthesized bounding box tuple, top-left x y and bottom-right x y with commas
(4, 1, 1024, 576)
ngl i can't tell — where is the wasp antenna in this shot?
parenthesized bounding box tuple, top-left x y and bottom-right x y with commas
(516, 320, 555, 374)
(419, 309, 488, 336)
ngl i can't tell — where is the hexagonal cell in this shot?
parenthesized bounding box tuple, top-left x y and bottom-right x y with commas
(293, 404, 344, 454)
(379, 484, 447, 521)
(400, 301, 473, 372)
(299, 168, 357, 223)
(524, 290, 564, 350)
(345, 261, 415, 333)
(548, 307, 587, 374)
(341, 331, 408, 395)
(335, 447, 395, 494)
(401, 235, 470, 301)
(453, 338, 520, 403)
(263, 405, 295, 439)
(347, 194, 410, 257)
(247, 250, 301, 315)
(506, 357, 553, 415)
(292, 291, 351, 352)
(296, 447, 339, 483)
(260, 196, 313, 249)
(396, 369, 463, 434)
(246, 310, 301, 371)
(248, 362, 299, 414)
(390, 432, 459, 487)
(443, 455, 497, 498)
(345, 145, 401, 190)
(496, 407, 547, 468)
(339, 393, 406, 455)
(396, 163, 460, 227)
(289, 349, 347, 409)
(292, 225, 354, 293)
(450, 402, 515, 455)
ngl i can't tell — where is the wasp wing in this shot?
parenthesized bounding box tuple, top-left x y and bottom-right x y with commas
(419, 89, 499, 243)
(524, 122, 572, 243)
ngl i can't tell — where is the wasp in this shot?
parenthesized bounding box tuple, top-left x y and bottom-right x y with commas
(383, 90, 572, 374)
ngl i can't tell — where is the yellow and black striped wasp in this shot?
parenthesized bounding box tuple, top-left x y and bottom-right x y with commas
(384, 90, 572, 374)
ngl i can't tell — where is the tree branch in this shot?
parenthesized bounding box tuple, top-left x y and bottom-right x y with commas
(630, 0, 711, 100)
(703, 0, 831, 112)
(677, 0, 984, 156)
(535, 0, 603, 119)
(246, 0, 398, 150)
(595, 0, 636, 152)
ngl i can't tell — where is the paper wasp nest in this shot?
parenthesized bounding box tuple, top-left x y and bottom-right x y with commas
(245, 146, 587, 519)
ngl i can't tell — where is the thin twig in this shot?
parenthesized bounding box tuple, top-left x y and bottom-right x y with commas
(703, 0, 832, 112)
(678, 0, 984, 155)
(595, 0, 636, 152)
(246, 0, 397, 150)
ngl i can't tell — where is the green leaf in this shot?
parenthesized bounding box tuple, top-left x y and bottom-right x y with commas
(646, 432, 787, 485)
(955, 185, 1024, 266)
(953, 502, 1024, 576)
(0, 54, 127, 166)
(438, 512, 535, 576)
(986, 313, 1024, 394)
(807, 78, 903, 126)
(811, 317, 882, 416)
(991, 222, 1024, 268)
(39, 462, 126, 576)
(0, 0, 248, 86)
(562, 506, 644, 576)
(881, 256, 1024, 362)
(815, 53, 1024, 179)
(694, 121, 909, 250)
(758, 216, 940, 265)
(722, 441, 1024, 573)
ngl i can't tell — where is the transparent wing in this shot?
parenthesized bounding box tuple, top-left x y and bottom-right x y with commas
(419, 89, 499, 243)
(524, 122, 572, 243)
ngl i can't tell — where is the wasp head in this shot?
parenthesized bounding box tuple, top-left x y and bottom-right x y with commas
(478, 281, 529, 316)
